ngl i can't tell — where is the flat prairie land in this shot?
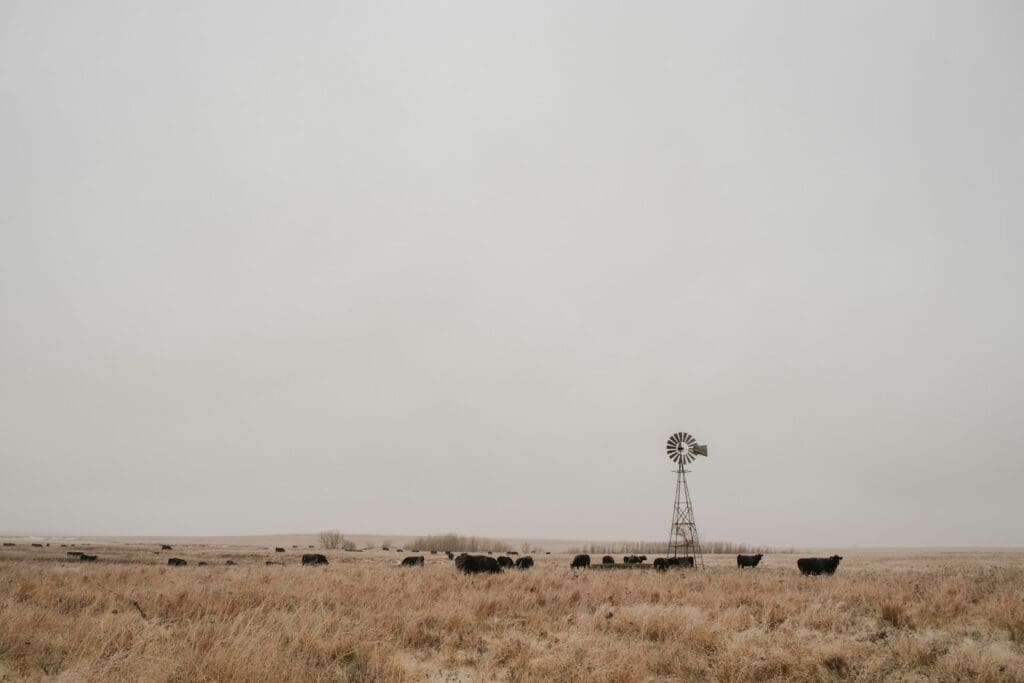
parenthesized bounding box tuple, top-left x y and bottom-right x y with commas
(0, 543, 1022, 681)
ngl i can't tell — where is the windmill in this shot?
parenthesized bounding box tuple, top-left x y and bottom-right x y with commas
(665, 432, 708, 568)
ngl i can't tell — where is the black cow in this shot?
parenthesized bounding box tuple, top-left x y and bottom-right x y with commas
(167, 558, 187, 566)
(80, 554, 98, 562)
(401, 556, 425, 567)
(274, 547, 285, 553)
(161, 544, 173, 550)
(571, 554, 591, 569)
(602, 555, 615, 565)
(225, 560, 236, 565)
(497, 556, 514, 569)
(737, 554, 763, 568)
(797, 555, 843, 575)
(515, 556, 534, 569)
(654, 557, 694, 571)
(302, 553, 329, 566)
(455, 553, 502, 574)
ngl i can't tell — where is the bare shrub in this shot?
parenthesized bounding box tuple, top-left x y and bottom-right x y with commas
(319, 530, 342, 549)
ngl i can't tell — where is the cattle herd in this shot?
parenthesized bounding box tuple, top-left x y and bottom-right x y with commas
(564, 552, 842, 575)
(2, 542, 845, 576)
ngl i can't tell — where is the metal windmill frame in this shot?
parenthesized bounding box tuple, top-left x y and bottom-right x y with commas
(665, 432, 708, 569)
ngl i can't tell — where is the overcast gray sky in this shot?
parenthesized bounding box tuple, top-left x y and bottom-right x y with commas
(1, 1, 1022, 547)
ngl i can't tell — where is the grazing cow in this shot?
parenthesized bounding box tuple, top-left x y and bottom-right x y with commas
(167, 558, 187, 566)
(571, 554, 591, 569)
(401, 556, 425, 567)
(32, 543, 43, 547)
(225, 560, 236, 565)
(446, 551, 454, 560)
(161, 544, 173, 550)
(602, 555, 615, 565)
(79, 554, 98, 562)
(275, 547, 285, 553)
(737, 554, 764, 568)
(67, 551, 83, 557)
(654, 557, 695, 571)
(797, 555, 843, 576)
(515, 556, 534, 569)
(197, 561, 208, 566)
(497, 556, 514, 569)
(302, 553, 329, 566)
(455, 553, 502, 574)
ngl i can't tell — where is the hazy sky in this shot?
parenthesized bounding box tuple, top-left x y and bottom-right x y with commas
(2, 1, 1022, 547)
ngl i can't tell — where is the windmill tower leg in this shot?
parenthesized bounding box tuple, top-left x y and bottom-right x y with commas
(667, 465, 705, 568)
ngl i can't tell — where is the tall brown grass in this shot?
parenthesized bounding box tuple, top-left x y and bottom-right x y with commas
(0, 547, 1022, 681)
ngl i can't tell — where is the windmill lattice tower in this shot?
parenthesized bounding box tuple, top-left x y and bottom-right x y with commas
(665, 432, 708, 569)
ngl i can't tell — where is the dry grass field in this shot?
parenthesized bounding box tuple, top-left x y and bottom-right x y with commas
(1, 542, 1022, 681)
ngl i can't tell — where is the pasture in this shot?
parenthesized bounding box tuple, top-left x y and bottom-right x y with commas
(0, 542, 1022, 681)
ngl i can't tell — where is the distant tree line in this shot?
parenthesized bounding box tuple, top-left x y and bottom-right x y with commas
(568, 540, 791, 554)
(408, 534, 518, 553)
